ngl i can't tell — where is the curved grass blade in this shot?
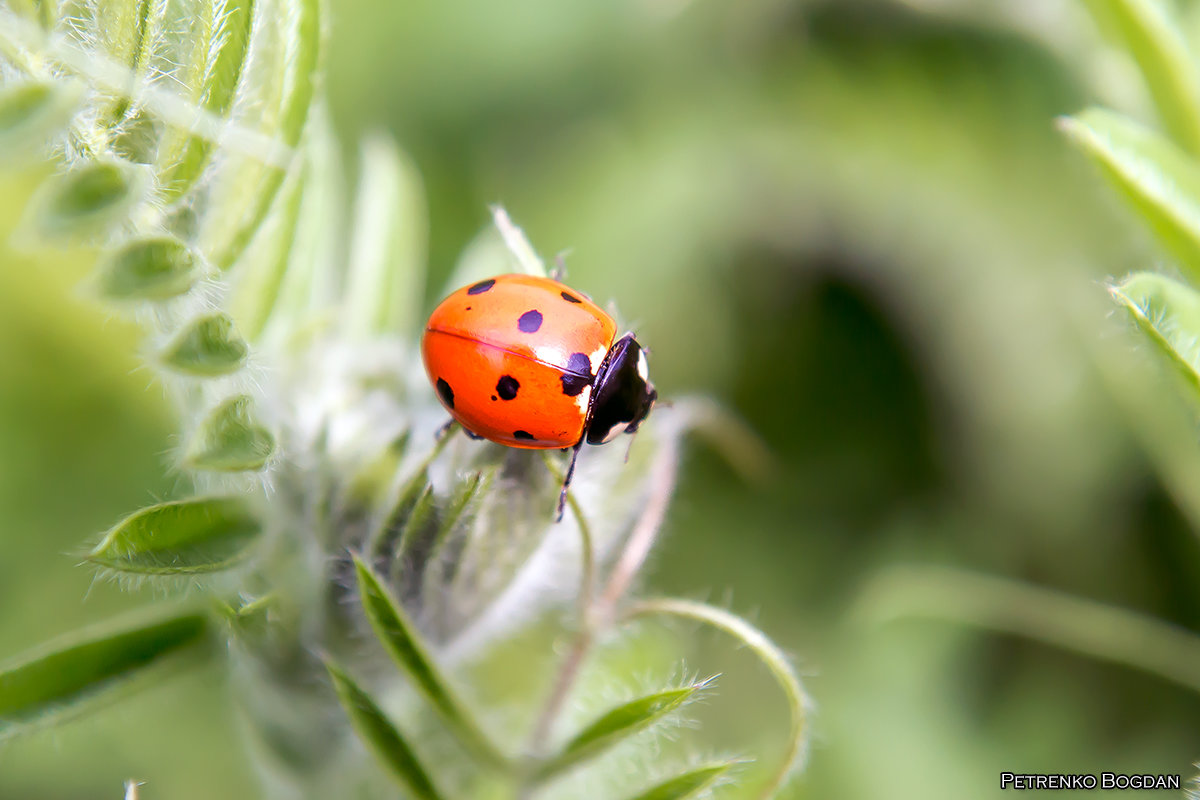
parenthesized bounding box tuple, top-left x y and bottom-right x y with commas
(1080, 0, 1200, 154)
(88, 496, 262, 574)
(95, 235, 200, 301)
(624, 763, 734, 800)
(352, 555, 507, 769)
(624, 599, 810, 800)
(1111, 271, 1200, 404)
(1060, 109, 1200, 282)
(0, 611, 209, 738)
(534, 681, 708, 783)
(853, 565, 1200, 696)
(159, 312, 249, 376)
(184, 394, 275, 472)
(324, 660, 445, 800)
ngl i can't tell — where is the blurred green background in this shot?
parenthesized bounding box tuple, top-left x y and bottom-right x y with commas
(3, 0, 1200, 797)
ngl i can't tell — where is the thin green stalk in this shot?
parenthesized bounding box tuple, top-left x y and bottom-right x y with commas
(854, 564, 1200, 696)
(623, 598, 810, 800)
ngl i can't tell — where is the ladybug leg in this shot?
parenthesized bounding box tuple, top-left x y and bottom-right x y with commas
(435, 418, 458, 441)
(556, 442, 584, 522)
(623, 431, 638, 463)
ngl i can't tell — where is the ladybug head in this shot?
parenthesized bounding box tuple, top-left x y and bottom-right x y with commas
(585, 334, 658, 445)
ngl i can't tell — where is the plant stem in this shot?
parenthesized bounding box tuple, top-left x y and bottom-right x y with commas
(854, 564, 1200, 696)
(523, 432, 681, 768)
(623, 598, 810, 800)
(593, 434, 679, 627)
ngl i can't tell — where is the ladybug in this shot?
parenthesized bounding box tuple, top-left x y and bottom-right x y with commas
(422, 273, 658, 516)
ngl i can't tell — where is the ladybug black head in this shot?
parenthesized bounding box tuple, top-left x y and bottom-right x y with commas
(585, 334, 658, 445)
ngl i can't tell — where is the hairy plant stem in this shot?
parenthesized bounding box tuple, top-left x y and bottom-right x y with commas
(623, 598, 809, 800)
(523, 433, 682, 783)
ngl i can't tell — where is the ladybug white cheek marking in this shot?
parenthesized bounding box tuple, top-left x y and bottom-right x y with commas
(589, 345, 607, 374)
(574, 384, 592, 415)
(637, 349, 649, 381)
(598, 421, 627, 444)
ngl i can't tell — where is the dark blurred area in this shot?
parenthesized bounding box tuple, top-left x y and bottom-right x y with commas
(3, 0, 1199, 797)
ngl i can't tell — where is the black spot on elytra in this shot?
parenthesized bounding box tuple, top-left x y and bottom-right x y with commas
(467, 279, 495, 295)
(465, 305, 472, 310)
(436, 378, 454, 409)
(496, 375, 520, 400)
(561, 291, 582, 304)
(560, 352, 593, 397)
(514, 430, 535, 441)
(518, 309, 543, 333)
(561, 374, 589, 396)
(491, 395, 497, 401)
(567, 352, 591, 376)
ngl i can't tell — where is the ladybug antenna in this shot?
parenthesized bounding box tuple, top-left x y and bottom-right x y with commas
(556, 443, 584, 522)
(551, 250, 572, 282)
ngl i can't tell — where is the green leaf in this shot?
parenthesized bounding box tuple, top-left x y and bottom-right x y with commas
(184, 395, 275, 472)
(352, 556, 507, 769)
(95, 235, 200, 301)
(0, 80, 83, 160)
(204, 0, 321, 269)
(1080, 0, 1200, 154)
(158, 312, 249, 375)
(33, 159, 146, 239)
(227, 112, 342, 340)
(343, 135, 427, 338)
(393, 482, 437, 573)
(258, 112, 343, 330)
(1061, 109, 1200, 282)
(624, 763, 734, 800)
(324, 660, 446, 800)
(156, 0, 256, 201)
(215, 594, 275, 641)
(1111, 271, 1200, 403)
(88, 496, 262, 574)
(228, 158, 308, 340)
(0, 612, 209, 738)
(97, 0, 152, 73)
(344, 431, 411, 511)
(423, 469, 493, 579)
(96, 0, 155, 128)
(368, 466, 429, 559)
(4, 0, 52, 27)
(535, 682, 708, 782)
